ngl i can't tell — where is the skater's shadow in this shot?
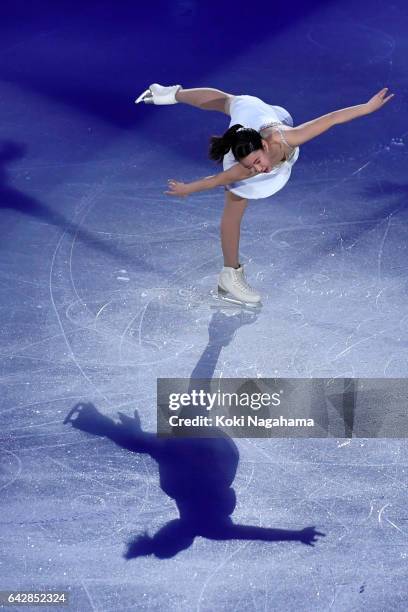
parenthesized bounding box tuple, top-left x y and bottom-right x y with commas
(65, 310, 324, 558)
(0, 140, 138, 264)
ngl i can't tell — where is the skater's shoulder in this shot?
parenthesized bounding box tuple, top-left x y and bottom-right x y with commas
(259, 121, 284, 136)
(259, 121, 293, 145)
(259, 121, 298, 165)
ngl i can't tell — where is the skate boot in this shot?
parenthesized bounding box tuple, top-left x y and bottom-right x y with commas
(217, 264, 261, 308)
(135, 83, 183, 105)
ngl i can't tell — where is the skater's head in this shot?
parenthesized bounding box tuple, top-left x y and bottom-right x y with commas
(209, 124, 271, 173)
(124, 521, 195, 560)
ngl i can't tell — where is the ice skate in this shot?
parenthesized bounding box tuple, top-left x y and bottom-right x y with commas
(215, 264, 262, 308)
(135, 83, 183, 105)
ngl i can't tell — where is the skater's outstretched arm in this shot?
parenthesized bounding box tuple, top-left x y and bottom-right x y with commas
(65, 404, 160, 456)
(165, 163, 258, 198)
(282, 87, 395, 147)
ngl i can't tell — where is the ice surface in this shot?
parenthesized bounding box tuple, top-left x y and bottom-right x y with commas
(1, 1, 408, 610)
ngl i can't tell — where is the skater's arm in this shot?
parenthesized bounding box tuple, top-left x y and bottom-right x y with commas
(217, 163, 259, 183)
(282, 106, 365, 147)
(282, 87, 395, 147)
(165, 164, 256, 197)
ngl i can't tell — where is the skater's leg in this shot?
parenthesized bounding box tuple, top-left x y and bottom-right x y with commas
(218, 191, 261, 305)
(221, 190, 247, 268)
(175, 87, 234, 114)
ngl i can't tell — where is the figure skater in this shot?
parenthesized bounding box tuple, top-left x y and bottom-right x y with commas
(135, 83, 395, 306)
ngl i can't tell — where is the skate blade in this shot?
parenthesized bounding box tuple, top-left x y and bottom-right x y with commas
(212, 288, 262, 311)
(135, 89, 154, 104)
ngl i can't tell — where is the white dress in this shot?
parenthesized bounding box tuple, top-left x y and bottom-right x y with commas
(222, 95, 300, 199)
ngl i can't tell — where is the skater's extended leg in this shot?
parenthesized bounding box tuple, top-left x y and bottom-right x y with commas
(221, 190, 247, 268)
(176, 88, 234, 114)
(136, 83, 235, 113)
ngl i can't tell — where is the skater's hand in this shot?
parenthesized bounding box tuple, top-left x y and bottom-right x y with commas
(297, 526, 326, 546)
(118, 409, 142, 433)
(364, 88, 395, 114)
(164, 179, 191, 197)
(64, 402, 112, 436)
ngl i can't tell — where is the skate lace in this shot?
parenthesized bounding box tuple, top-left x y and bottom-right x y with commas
(233, 270, 257, 294)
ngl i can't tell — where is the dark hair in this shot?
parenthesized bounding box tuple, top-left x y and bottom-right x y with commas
(208, 124, 263, 164)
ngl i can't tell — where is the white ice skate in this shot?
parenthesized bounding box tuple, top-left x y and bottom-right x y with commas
(135, 83, 183, 105)
(216, 265, 262, 308)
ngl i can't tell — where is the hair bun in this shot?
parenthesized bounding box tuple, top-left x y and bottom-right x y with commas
(208, 124, 260, 164)
(224, 124, 244, 144)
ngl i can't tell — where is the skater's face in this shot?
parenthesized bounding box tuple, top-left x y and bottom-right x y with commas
(239, 141, 273, 174)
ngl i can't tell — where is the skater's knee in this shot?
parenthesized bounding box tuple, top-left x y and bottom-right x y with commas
(226, 188, 244, 201)
(200, 91, 232, 113)
(224, 95, 235, 115)
(231, 192, 246, 204)
(225, 189, 247, 207)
